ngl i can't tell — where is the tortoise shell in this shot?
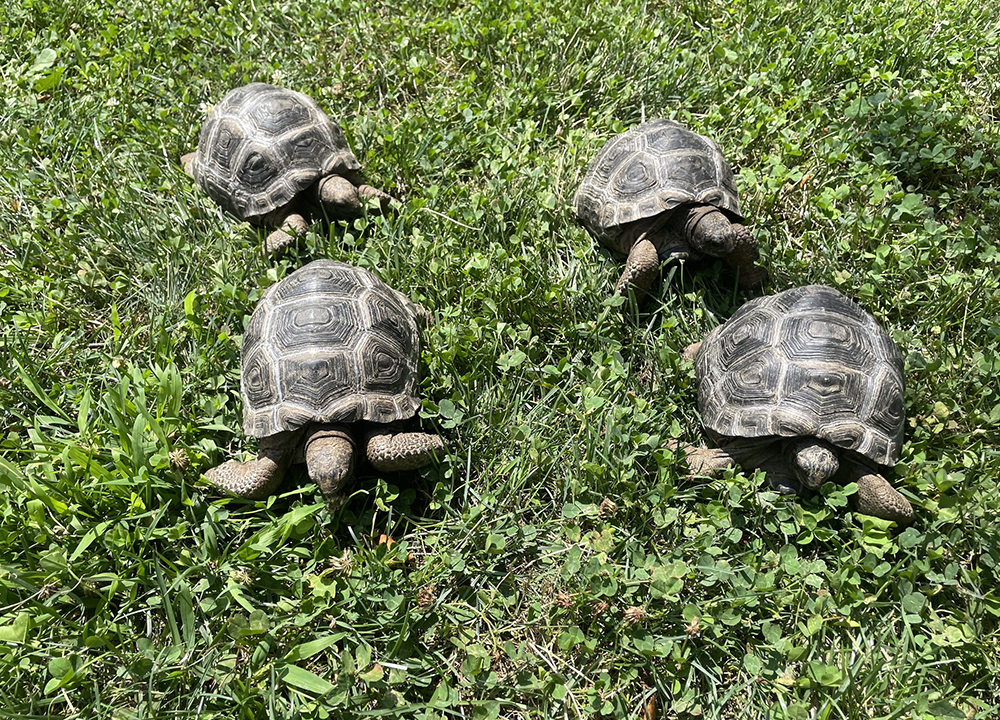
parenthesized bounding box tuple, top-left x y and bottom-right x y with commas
(241, 260, 422, 438)
(574, 119, 742, 253)
(191, 83, 362, 222)
(694, 285, 905, 466)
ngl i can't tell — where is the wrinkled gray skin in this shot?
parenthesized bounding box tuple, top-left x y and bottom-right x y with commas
(681, 436, 913, 525)
(679, 342, 913, 525)
(612, 205, 766, 299)
(205, 423, 444, 508)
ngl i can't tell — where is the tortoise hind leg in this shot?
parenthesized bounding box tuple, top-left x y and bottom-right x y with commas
(181, 152, 197, 178)
(682, 341, 702, 363)
(204, 433, 294, 499)
(365, 426, 445, 472)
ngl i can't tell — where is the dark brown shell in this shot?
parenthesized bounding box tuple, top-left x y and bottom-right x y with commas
(191, 83, 361, 222)
(695, 285, 905, 466)
(241, 260, 422, 438)
(574, 119, 742, 252)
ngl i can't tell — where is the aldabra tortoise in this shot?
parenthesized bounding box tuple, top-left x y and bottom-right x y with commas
(205, 260, 445, 506)
(574, 119, 766, 298)
(681, 285, 913, 524)
(183, 83, 394, 255)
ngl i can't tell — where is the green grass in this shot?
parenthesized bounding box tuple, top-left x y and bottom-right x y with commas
(2, 0, 1000, 717)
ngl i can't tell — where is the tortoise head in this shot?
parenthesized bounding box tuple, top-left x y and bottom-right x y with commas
(783, 438, 840, 490)
(686, 206, 736, 258)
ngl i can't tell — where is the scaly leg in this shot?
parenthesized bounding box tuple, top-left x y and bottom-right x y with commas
(356, 184, 396, 214)
(682, 341, 702, 363)
(728, 223, 768, 288)
(614, 235, 660, 298)
(679, 444, 740, 477)
(365, 426, 445, 472)
(204, 433, 295, 499)
(677, 438, 800, 495)
(265, 212, 308, 256)
(844, 461, 913, 525)
(316, 176, 397, 218)
(181, 152, 197, 178)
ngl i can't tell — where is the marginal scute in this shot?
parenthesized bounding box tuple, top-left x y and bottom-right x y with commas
(696, 285, 905, 466)
(271, 262, 368, 302)
(241, 260, 422, 438)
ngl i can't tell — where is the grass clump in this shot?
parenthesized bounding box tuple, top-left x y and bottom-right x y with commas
(1, 0, 999, 717)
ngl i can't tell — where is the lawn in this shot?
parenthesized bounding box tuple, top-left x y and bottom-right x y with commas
(1, 0, 999, 717)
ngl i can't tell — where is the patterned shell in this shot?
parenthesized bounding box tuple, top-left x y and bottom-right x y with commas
(695, 285, 905, 466)
(241, 260, 422, 438)
(574, 119, 742, 252)
(192, 83, 362, 221)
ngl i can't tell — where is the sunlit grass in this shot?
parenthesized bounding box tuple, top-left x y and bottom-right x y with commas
(1, 0, 999, 717)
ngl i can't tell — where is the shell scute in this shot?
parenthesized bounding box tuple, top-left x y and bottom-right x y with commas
(270, 300, 361, 352)
(278, 351, 356, 410)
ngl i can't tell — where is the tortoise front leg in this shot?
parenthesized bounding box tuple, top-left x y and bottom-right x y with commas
(204, 433, 295, 499)
(181, 152, 197, 178)
(614, 235, 659, 299)
(678, 443, 739, 477)
(304, 424, 356, 507)
(843, 460, 913, 525)
(316, 175, 396, 218)
(727, 223, 768, 288)
(677, 438, 801, 495)
(265, 212, 308, 256)
(365, 425, 445, 472)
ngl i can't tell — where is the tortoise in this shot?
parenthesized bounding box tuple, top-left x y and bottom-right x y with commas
(680, 285, 913, 524)
(205, 259, 445, 506)
(182, 83, 394, 256)
(574, 119, 766, 298)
